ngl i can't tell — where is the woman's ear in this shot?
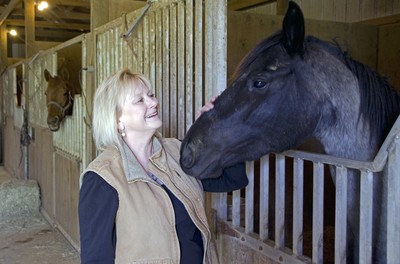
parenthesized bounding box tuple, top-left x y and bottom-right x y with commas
(117, 121, 125, 130)
(117, 121, 126, 137)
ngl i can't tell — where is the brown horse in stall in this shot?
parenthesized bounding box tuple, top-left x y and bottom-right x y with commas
(44, 69, 81, 132)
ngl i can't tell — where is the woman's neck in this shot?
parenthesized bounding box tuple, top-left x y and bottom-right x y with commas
(123, 135, 153, 171)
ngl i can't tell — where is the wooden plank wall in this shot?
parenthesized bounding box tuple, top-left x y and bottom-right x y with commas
(250, 0, 400, 23)
(227, 11, 379, 78)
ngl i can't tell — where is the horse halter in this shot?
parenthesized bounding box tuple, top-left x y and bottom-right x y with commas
(47, 90, 74, 117)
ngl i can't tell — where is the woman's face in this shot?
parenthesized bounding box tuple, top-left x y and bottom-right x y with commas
(119, 84, 162, 136)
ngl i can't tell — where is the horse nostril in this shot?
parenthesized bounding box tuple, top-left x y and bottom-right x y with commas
(47, 116, 59, 125)
(180, 141, 196, 170)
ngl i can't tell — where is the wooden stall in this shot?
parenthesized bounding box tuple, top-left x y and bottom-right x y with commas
(0, 0, 399, 263)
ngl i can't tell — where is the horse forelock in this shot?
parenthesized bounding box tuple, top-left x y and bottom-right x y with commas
(230, 31, 283, 84)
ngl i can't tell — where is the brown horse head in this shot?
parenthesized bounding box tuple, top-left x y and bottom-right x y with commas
(44, 69, 80, 132)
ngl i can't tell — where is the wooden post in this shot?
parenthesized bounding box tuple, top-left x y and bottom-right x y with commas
(0, 24, 7, 71)
(276, 0, 289, 15)
(24, 0, 36, 58)
(91, 0, 110, 30)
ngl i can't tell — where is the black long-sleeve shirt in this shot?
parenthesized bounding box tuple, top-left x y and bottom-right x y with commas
(79, 162, 248, 264)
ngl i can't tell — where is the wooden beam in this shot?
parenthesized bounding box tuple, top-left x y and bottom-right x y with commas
(25, 0, 36, 57)
(5, 18, 90, 30)
(45, 0, 90, 8)
(227, 0, 276, 11)
(11, 8, 90, 21)
(1, 23, 8, 70)
(0, 0, 22, 26)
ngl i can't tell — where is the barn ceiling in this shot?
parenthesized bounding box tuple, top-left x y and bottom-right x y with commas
(0, 0, 274, 44)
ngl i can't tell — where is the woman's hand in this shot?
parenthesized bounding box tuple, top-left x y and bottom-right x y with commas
(195, 95, 218, 120)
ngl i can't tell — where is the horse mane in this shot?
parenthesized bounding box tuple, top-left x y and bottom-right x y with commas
(306, 36, 400, 143)
(231, 30, 400, 144)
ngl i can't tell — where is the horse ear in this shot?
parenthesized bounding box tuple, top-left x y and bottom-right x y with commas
(44, 69, 51, 82)
(282, 1, 305, 56)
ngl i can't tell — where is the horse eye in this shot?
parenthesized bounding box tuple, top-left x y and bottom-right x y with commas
(253, 80, 266, 89)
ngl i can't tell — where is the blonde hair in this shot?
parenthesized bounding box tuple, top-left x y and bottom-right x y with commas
(92, 68, 153, 150)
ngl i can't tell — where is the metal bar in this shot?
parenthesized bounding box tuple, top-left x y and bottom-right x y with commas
(122, 0, 155, 39)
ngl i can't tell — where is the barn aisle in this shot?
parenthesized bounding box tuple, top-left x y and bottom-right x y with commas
(0, 166, 80, 264)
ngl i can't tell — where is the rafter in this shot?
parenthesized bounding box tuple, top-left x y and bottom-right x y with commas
(5, 18, 89, 30)
(0, 0, 21, 25)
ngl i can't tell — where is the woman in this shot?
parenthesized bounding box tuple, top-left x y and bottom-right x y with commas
(78, 69, 248, 264)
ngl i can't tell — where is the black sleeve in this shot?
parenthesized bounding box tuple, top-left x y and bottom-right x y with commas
(78, 171, 118, 264)
(201, 162, 248, 192)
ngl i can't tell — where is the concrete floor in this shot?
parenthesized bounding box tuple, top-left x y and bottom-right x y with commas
(0, 167, 80, 264)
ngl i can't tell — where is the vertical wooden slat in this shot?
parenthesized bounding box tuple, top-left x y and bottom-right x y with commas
(204, 0, 213, 102)
(155, 8, 163, 134)
(387, 136, 400, 263)
(312, 162, 324, 264)
(212, 0, 227, 96)
(185, 0, 193, 132)
(169, 3, 178, 138)
(162, 6, 170, 136)
(137, 23, 144, 74)
(194, 0, 203, 125)
(148, 11, 156, 89)
(245, 160, 254, 234)
(259, 155, 270, 241)
(335, 166, 348, 264)
(293, 158, 304, 256)
(177, 1, 185, 139)
(142, 15, 150, 79)
(359, 170, 373, 264)
(275, 154, 285, 249)
(232, 189, 241, 227)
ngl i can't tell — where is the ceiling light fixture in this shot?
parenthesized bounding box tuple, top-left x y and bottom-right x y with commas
(37, 1, 49, 11)
(9, 29, 17, 36)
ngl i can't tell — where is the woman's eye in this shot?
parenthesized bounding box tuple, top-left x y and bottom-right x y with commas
(134, 98, 144, 104)
(253, 80, 266, 89)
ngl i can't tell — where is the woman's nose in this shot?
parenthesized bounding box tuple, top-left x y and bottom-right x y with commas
(146, 96, 158, 107)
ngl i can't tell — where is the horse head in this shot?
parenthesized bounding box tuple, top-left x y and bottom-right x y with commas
(44, 68, 77, 132)
(181, 2, 334, 179)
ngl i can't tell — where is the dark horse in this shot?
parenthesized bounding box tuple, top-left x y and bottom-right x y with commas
(44, 69, 81, 132)
(180, 1, 400, 263)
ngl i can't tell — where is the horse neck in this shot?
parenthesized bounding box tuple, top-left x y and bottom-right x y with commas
(315, 115, 379, 162)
